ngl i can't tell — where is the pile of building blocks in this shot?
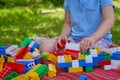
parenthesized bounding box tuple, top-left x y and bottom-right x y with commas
(0, 38, 120, 80)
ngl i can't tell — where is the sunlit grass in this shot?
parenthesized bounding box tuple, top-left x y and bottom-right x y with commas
(0, 1, 120, 45)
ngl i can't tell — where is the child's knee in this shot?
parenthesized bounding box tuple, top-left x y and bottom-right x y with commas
(39, 39, 57, 53)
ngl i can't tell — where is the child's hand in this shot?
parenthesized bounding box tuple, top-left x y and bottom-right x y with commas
(55, 35, 68, 50)
(80, 37, 96, 52)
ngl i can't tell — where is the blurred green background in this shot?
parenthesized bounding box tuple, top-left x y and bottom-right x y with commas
(0, 0, 120, 45)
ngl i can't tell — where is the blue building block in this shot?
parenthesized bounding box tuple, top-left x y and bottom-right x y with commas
(77, 75, 88, 80)
(0, 46, 8, 55)
(79, 60, 86, 66)
(111, 52, 120, 60)
(33, 57, 40, 64)
(30, 42, 39, 52)
(85, 63, 93, 68)
(58, 62, 72, 68)
(98, 54, 104, 61)
(93, 57, 99, 66)
(63, 68, 68, 72)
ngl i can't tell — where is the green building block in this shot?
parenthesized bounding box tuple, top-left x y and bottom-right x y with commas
(39, 54, 46, 62)
(34, 64, 48, 78)
(85, 68, 93, 72)
(104, 53, 111, 60)
(3, 72, 19, 80)
(19, 38, 32, 47)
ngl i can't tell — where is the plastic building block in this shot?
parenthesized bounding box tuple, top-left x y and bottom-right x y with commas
(98, 53, 104, 61)
(85, 67, 93, 72)
(48, 64, 56, 77)
(58, 56, 65, 63)
(37, 56, 44, 64)
(58, 62, 72, 68)
(77, 75, 88, 80)
(42, 52, 50, 59)
(79, 60, 86, 67)
(95, 47, 101, 54)
(78, 54, 85, 60)
(111, 52, 120, 60)
(111, 60, 120, 69)
(26, 72, 40, 80)
(0, 66, 11, 78)
(72, 60, 79, 68)
(7, 57, 15, 62)
(0, 55, 4, 71)
(12, 74, 29, 80)
(28, 41, 39, 52)
(5, 45, 18, 56)
(68, 67, 83, 72)
(85, 55, 93, 63)
(32, 51, 40, 57)
(0, 46, 8, 55)
(104, 53, 111, 60)
(4, 62, 25, 74)
(47, 54, 57, 63)
(23, 52, 34, 59)
(90, 49, 98, 57)
(33, 57, 40, 65)
(19, 38, 32, 47)
(57, 39, 66, 49)
(2, 72, 19, 80)
(64, 49, 79, 59)
(39, 53, 46, 62)
(15, 47, 29, 59)
(104, 65, 111, 70)
(64, 55, 72, 62)
(98, 60, 111, 66)
(34, 64, 48, 78)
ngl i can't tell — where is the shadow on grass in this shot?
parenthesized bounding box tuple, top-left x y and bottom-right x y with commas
(0, 8, 64, 45)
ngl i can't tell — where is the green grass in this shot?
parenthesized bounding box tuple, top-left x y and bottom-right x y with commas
(0, 1, 120, 45)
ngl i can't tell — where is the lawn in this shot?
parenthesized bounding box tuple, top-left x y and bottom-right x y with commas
(0, 1, 120, 45)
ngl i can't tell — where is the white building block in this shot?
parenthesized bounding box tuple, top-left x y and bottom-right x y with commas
(111, 60, 120, 69)
(90, 49, 98, 57)
(65, 42, 80, 51)
(5, 45, 18, 56)
(72, 60, 79, 68)
(32, 51, 40, 57)
(104, 65, 111, 70)
(58, 56, 65, 63)
(85, 55, 93, 63)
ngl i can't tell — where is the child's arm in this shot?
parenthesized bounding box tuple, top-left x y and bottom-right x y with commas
(91, 6, 114, 43)
(80, 6, 114, 52)
(56, 11, 71, 50)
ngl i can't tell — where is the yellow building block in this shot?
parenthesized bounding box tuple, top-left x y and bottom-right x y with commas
(64, 55, 72, 62)
(27, 72, 40, 80)
(0, 55, 4, 71)
(48, 64, 56, 77)
(27, 64, 42, 74)
(47, 54, 57, 63)
(68, 67, 83, 72)
(8, 57, 15, 62)
(42, 52, 50, 59)
(23, 52, 34, 59)
(78, 54, 85, 60)
(12, 74, 29, 80)
(95, 47, 101, 54)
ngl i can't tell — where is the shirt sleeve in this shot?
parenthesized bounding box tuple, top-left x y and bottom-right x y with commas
(64, 0, 70, 11)
(100, 0, 113, 9)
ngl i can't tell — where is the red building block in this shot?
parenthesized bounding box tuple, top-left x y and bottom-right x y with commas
(64, 49, 79, 59)
(0, 66, 11, 78)
(4, 62, 24, 74)
(15, 47, 29, 59)
(98, 60, 111, 66)
(57, 39, 66, 49)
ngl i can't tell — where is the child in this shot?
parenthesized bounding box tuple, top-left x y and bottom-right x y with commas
(39, 0, 114, 53)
